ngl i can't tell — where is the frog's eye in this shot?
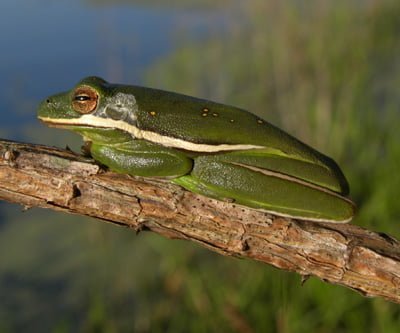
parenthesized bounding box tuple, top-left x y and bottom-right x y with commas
(72, 86, 98, 114)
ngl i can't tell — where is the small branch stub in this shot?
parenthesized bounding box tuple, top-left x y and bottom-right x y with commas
(0, 138, 399, 303)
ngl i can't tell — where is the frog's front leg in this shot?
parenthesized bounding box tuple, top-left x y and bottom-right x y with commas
(90, 139, 193, 177)
(172, 153, 354, 222)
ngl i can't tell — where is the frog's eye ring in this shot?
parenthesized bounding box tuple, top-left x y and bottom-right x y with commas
(72, 86, 98, 114)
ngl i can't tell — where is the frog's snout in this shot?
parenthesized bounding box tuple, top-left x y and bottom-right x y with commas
(37, 97, 55, 119)
(37, 91, 71, 120)
(42, 97, 54, 110)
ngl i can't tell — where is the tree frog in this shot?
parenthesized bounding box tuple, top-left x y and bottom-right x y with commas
(37, 77, 355, 223)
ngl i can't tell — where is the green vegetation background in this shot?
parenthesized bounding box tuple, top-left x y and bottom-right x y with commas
(1, 1, 399, 332)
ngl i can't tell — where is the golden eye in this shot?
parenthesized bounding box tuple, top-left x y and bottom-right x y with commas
(72, 86, 98, 114)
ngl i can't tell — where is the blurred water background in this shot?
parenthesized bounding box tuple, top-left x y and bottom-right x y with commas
(0, 0, 399, 332)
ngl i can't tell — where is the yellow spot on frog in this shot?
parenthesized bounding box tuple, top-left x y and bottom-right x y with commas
(203, 108, 209, 112)
(257, 119, 263, 124)
(212, 113, 219, 117)
(150, 111, 157, 116)
(230, 119, 235, 123)
(202, 113, 208, 117)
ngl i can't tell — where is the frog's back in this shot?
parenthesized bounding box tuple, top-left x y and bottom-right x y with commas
(110, 84, 349, 195)
(131, 86, 326, 160)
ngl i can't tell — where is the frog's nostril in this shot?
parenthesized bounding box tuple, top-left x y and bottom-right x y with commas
(46, 99, 51, 104)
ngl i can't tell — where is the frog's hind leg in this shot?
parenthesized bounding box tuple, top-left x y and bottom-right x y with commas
(172, 154, 354, 222)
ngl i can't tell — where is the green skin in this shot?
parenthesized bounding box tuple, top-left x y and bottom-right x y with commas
(37, 76, 355, 222)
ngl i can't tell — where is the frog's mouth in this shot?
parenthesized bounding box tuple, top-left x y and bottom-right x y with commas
(38, 116, 100, 129)
(38, 115, 130, 131)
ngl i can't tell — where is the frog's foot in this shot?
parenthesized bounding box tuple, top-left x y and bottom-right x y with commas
(81, 141, 92, 157)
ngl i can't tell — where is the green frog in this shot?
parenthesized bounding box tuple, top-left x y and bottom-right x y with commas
(37, 76, 354, 222)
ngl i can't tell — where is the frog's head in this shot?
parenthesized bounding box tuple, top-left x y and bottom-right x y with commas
(37, 76, 138, 131)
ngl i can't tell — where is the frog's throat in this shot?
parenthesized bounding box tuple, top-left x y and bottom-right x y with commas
(38, 114, 265, 153)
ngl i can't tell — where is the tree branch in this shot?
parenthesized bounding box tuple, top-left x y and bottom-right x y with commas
(0, 138, 399, 303)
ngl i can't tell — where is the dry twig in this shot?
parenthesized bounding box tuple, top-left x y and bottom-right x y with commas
(0, 138, 399, 303)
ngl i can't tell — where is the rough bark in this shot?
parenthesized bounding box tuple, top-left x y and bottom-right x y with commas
(0, 138, 399, 303)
